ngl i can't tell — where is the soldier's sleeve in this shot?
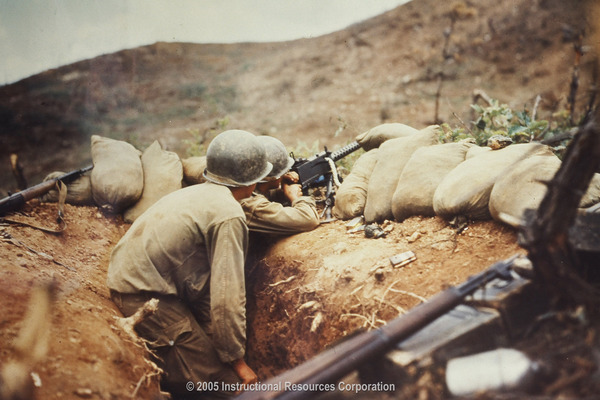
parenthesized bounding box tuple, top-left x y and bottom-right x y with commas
(242, 194, 320, 235)
(206, 216, 249, 363)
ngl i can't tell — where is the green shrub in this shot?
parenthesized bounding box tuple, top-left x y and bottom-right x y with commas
(439, 98, 576, 156)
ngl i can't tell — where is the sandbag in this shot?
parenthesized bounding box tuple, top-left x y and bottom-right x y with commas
(364, 125, 440, 222)
(124, 141, 183, 222)
(433, 143, 554, 220)
(355, 123, 419, 151)
(182, 156, 207, 186)
(466, 145, 492, 159)
(332, 149, 379, 220)
(581, 173, 600, 208)
(40, 171, 94, 205)
(90, 135, 143, 213)
(489, 154, 561, 224)
(392, 142, 474, 221)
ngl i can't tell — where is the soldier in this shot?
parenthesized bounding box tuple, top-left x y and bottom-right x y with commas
(240, 136, 320, 235)
(107, 130, 271, 399)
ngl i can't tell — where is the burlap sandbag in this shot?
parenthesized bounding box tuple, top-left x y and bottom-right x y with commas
(489, 154, 561, 224)
(40, 171, 94, 205)
(391, 142, 474, 221)
(581, 173, 600, 208)
(90, 135, 143, 213)
(332, 148, 379, 220)
(182, 156, 207, 185)
(124, 141, 183, 222)
(491, 158, 600, 224)
(355, 123, 419, 151)
(433, 143, 554, 220)
(466, 145, 492, 159)
(364, 125, 440, 222)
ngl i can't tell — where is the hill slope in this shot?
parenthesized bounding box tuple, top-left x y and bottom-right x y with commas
(0, 0, 594, 194)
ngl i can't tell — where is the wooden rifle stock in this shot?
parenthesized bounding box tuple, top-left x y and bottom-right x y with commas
(0, 165, 93, 216)
(236, 255, 518, 400)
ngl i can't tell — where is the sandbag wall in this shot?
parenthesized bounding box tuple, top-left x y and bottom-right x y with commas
(42, 135, 208, 222)
(333, 123, 600, 226)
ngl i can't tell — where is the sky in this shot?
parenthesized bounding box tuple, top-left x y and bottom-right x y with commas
(0, 0, 410, 85)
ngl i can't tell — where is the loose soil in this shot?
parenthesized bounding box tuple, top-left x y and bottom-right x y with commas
(2, 201, 598, 399)
(0, 200, 523, 399)
(0, 202, 161, 399)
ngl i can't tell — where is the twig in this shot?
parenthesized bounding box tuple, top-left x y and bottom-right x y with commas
(113, 299, 164, 397)
(373, 296, 407, 315)
(532, 94, 542, 122)
(1, 230, 75, 271)
(268, 275, 296, 287)
(10, 154, 27, 190)
(472, 89, 494, 106)
(380, 279, 427, 310)
(451, 111, 473, 135)
(115, 299, 159, 342)
(388, 288, 428, 303)
(567, 31, 584, 125)
(340, 313, 379, 330)
(544, 369, 590, 395)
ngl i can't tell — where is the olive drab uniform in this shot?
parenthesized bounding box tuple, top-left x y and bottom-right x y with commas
(240, 193, 320, 235)
(107, 182, 249, 397)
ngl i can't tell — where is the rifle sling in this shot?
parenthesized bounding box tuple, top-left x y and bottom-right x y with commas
(2, 181, 68, 234)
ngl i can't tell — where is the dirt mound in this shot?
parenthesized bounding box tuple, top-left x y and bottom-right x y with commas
(246, 216, 522, 378)
(0, 202, 161, 399)
(0, 199, 522, 398)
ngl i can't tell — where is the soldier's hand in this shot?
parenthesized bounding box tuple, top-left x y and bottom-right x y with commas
(231, 359, 258, 392)
(281, 171, 299, 184)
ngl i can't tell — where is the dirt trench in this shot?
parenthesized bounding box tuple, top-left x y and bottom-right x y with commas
(0, 200, 522, 398)
(245, 216, 523, 379)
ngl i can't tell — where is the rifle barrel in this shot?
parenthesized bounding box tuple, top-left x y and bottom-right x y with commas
(0, 164, 93, 216)
(235, 256, 517, 400)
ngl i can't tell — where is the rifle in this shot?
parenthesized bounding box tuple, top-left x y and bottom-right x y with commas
(0, 164, 93, 216)
(235, 255, 519, 400)
(291, 141, 362, 221)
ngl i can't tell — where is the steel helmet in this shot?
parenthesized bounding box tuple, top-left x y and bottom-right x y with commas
(257, 136, 295, 180)
(203, 130, 272, 187)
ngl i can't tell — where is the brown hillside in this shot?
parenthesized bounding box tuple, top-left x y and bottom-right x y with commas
(0, 0, 594, 195)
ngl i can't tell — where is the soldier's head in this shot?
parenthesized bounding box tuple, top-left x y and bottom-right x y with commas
(203, 130, 272, 195)
(259, 136, 294, 179)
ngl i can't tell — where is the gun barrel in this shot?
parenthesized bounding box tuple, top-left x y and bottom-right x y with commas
(0, 164, 93, 216)
(329, 141, 361, 162)
(235, 255, 518, 400)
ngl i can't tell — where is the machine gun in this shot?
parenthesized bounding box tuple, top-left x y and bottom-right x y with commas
(235, 254, 520, 400)
(291, 141, 361, 221)
(0, 165, 93, 216)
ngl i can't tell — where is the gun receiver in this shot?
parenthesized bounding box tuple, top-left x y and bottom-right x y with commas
(291, 141, 361, 221)
(235, 255, 519, 400)
(0, 165, 93, 216)
(292, 141, 361, 190)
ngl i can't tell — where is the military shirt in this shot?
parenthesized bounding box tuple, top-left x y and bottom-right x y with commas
(240, 193, 320, 235)
(107, 182, 248, 363)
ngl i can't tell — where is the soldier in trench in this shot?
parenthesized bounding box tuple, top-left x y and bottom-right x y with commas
(239, 136, 320, 277)
(241, 135, 320, 235)
(106, 129, 269, 399)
